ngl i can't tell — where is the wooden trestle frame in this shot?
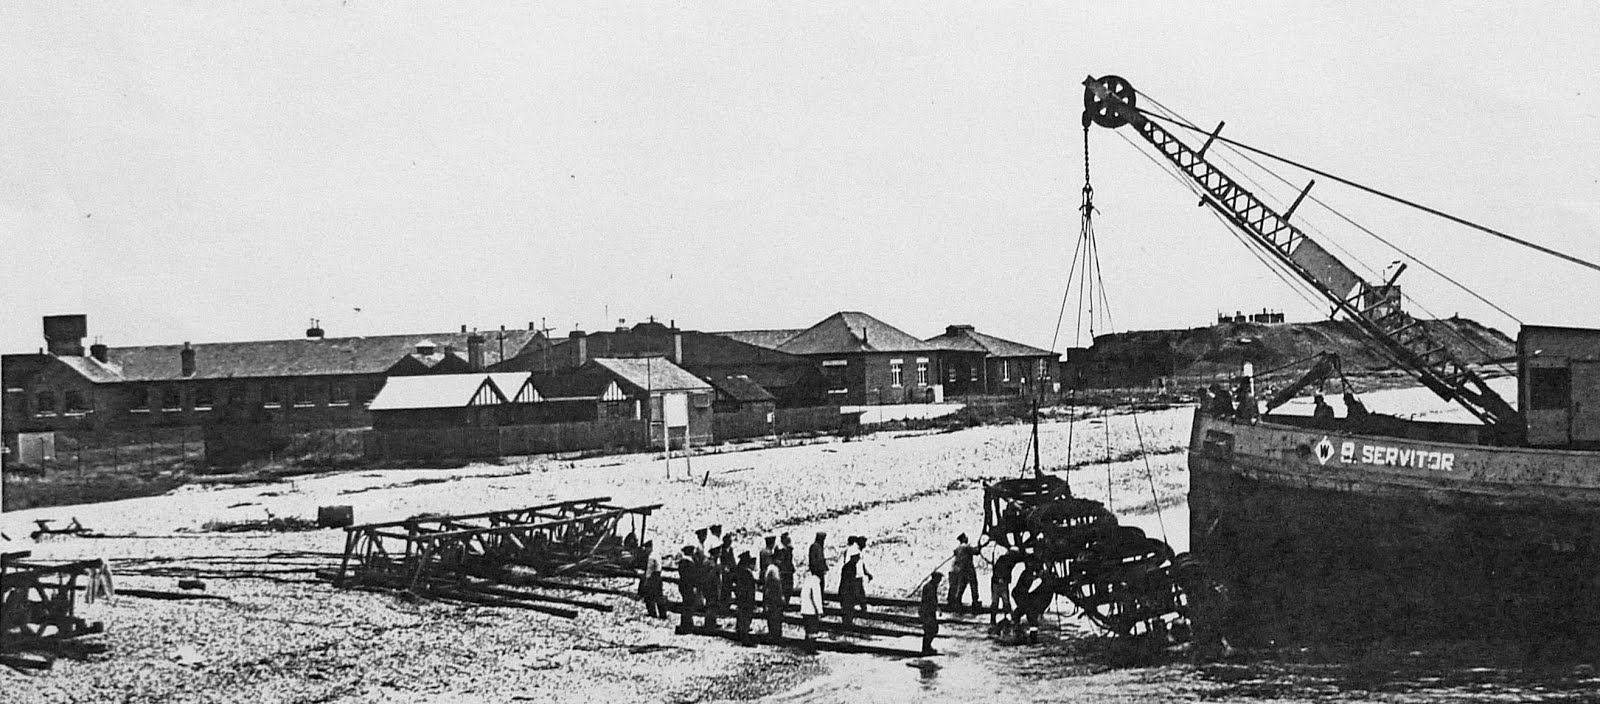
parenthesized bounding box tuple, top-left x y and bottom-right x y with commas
(2, 551, 111, 665)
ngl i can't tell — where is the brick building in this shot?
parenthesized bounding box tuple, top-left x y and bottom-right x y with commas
(924, 325, 1059, 397)
(1, 314, 549, 437)
(491, 320, 825, 408)
(721, 312, 945, 406)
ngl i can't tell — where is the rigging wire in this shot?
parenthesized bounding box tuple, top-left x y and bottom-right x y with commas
(1133, 93, 1517, 373)
(1135, 106, 1600, 276)
(1198, 124, 1520, 371)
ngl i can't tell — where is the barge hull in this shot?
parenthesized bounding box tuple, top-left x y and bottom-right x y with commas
(1188, 410, 1600, 644)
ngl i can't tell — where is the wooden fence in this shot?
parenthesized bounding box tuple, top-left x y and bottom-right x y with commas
(365, 420, 650, 462)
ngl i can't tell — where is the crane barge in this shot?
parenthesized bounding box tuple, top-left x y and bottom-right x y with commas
(1082, 74, 1600, 644)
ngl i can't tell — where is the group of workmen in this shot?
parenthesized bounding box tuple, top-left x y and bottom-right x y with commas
(640, 526, 897, 649)
(638, 528, 1067, 655)
(1204, 378, 1370, 427)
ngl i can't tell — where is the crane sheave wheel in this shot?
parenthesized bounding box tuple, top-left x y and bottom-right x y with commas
(1083, 75, 1136, 129)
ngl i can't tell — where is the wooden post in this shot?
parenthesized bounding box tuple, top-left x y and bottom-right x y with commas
(683, 425, 692, 477)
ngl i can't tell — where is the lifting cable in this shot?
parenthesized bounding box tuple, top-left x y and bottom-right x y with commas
(1134, 104, 1600, 277)
(1056, 123, 1169, 531)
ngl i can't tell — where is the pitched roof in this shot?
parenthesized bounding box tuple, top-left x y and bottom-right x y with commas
(589, 357, 711, 393)
(525, 372, 618, 400)
(367, 373, 509, 411)
(705, 374, 776, 403)
(776, 312, 940, 355)
(925, 326, 1057, 359)
(495, 325, 811, 372)
(43, 330, 545, 383)
(714, 329, 806, 350)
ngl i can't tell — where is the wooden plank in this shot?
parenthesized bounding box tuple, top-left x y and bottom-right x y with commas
(431, 589, 579, 618)
(661, 601, 922, 639)
(680, 625, 925, 658)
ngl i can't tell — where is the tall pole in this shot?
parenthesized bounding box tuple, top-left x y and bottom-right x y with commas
(1031, 399, 1042, 478)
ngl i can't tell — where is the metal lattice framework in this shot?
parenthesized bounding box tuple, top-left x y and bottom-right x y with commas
(327, 497, 661, 613)
(1083, 74, 1519, 433)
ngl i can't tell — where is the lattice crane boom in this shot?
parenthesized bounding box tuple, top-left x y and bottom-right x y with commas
(1081, 74, 1521, 436)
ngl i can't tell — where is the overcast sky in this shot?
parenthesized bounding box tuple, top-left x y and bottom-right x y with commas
(4, 3, 1597, 356)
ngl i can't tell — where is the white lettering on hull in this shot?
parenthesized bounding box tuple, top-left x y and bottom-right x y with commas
(1322, 436, 1454, 471)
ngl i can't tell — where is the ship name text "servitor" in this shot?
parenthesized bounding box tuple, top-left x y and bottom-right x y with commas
(1340, 441, 1454, 471)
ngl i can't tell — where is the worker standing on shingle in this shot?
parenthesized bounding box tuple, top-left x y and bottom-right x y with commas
(759, 534, 777, 575)
(707, 524, 726, 610)
(638, 540, 664, 619)
(839, 537, 862, 627)
(675, 546, 701, 635)
(733, 552, 758, 646)
(947, 533, 981, 614)
(920, 572, 943, 656)
(763, 555, 785, 643)
(800, 570, 824, 652)
(776, 533, 796, 594)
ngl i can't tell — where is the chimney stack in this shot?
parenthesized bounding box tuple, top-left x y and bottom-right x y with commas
(90, 343, 108, 363)
(180, 342, 196, 377)
(569, 330, 587, 365)
(673, 331, 683, 364)
(306, 318, 325, 339)
(467, 331, 486, 371)
(43, 314, 88, 356)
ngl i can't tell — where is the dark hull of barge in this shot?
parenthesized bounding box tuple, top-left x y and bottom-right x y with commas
(1188, 408, 1600, 644)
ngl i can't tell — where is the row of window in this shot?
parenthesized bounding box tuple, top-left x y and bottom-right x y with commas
(888, 358, 931, 388)
(30, 382, 362, 418)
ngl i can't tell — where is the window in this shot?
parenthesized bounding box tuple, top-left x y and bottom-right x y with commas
(1038, 359, 1050, 380)
(34, 390, 57, 417)
(1001, 360, 1011, 382)
(822, 359, 848, 395)
(970, 366, 978, 382)
(263, 384, 282, 409)
(65, 390, 90, 414)
(194, 385, 215, 411)
(161, 386, 183, 412)
(915, 358, 929, 386)
(889, 359, 904, 387)
(1529, 366, 1571, 411)
(127, 386, 151, 414)
(293, 382, 317, 408)
(330, 382, 351, 406)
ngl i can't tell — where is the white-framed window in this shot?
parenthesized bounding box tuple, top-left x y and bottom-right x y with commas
(330, 382, 352, 407)
(889, 359, 903, 387)
(1001, 360, 1011, 382)
(822, 359, 848, 394)
(916, 358, 929, 386)
(1037, 359, 1050, 380)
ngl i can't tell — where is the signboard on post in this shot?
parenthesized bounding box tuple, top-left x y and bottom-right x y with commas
(663, 393, 689, 429)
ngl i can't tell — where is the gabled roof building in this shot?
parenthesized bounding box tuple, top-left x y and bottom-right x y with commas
(492, 321, 825, 408)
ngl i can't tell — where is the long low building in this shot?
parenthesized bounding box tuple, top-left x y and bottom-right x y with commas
(2, 314, 550, 437)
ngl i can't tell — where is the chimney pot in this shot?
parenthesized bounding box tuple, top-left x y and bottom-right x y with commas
(90, 343, 108, 363)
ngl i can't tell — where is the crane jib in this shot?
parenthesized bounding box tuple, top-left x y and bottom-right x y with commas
(1080, 74, 1522, 436)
